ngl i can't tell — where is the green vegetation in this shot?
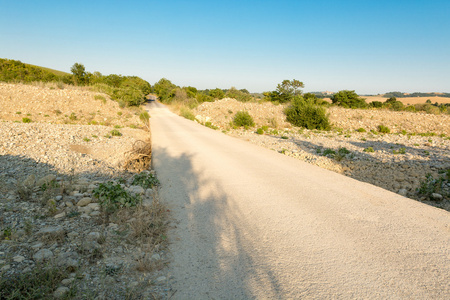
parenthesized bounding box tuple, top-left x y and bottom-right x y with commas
(377, 125, 390, 133)
(93, 181, 140, 213)
(331, 90, 367, 109)
(418, 172, 449, 201)
(180, 107, 196, 120)
(0, 264, 73, 299)
(110, 129, 122, 136)
(284, 97, 330, 130)
(22, 117, 32, 123)
(263, 79, 304, 103)
(356, 127, 366, 133)
(1, 59, 151, 107)
(132, 172, 159, 189)
(393, 147, 406, 154)
(364, 146, 375, 152)
(256, 128, 264, 134)
(233, 111, 255, 127)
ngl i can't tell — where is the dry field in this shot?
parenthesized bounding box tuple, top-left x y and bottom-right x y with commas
(363, 96, 450, 105)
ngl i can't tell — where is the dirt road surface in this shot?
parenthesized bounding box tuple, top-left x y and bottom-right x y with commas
(147, 102, 449, 299)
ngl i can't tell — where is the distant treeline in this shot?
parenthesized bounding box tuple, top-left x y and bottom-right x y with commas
(0, 58, 151, 107)
(384, 91, 450, 98)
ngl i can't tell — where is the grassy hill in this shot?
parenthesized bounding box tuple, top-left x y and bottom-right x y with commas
(25, 63, 70, 77)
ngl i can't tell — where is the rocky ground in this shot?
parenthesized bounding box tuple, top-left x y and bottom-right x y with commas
(192, 98, 450, 210)
(0, 83, 173, 299)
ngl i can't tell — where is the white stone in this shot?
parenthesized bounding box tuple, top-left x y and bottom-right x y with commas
(54, 212, 66, 219)
(53, 287, 70, 299)
(33, 249, 53, 261)
(13, 255, 26, 263)
(77, 197, 92, 207)
(431, 193, 443, 200)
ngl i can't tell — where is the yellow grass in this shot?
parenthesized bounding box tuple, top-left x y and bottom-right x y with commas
(363, 96, 450, 105)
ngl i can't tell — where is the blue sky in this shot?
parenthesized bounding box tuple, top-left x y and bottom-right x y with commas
(1, 0, 449, 94)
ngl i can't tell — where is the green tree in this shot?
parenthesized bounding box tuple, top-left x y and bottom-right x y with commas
(153, 78, 177, 103)
(265, 79, 304, 103)
(331, 90, 367, 109)
(70, 63, 86, 85)
(209, 88, 225, 99)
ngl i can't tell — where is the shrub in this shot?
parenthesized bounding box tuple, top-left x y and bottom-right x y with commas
(93, 182, 140, 213)
(364, 147, 375, 152)
(69, 112, 77, 120)
(284, 97, 331, 130)
(233, 111, 255, 127)
(256, 128, 264, 134)
(393, 148, 406, 154)
(180, 107, 195, 120)
(22, 117, 32, 123)
(331, 90, 367, 109)
(110, 129, 122, 136)
(132, 172, 159, 189)
(356, 127, 366, 133)
(377, 125, 390, 133)
(369, 101, 383, 108)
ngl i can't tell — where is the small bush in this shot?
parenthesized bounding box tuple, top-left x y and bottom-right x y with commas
(22, 117, 32, 123)
(93, 181, 140, 213)
(132, 172, 159, 189)
(233, 111, 255, 127)
(256, 128, 264, 135)
(110, 129, 122, 136)
(377, 125, 390, 133)
(284, 98, 330, 130)
(364, 147, 375, 152)
(393, 148, 406, 154)
(322, 148, 336, 157)
(69, 112, 77, 120)
(356, 127, 366, 133)
(16, 111, 21, 114)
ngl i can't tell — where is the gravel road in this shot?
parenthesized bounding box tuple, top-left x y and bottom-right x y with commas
(148, 101, 450, 299)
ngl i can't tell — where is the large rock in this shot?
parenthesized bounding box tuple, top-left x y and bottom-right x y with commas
(33, 249, 53, 261)
(77, 197, 92, 207)
(53, 287, 70, 299)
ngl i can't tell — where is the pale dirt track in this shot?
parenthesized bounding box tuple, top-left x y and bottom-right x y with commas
(147, 102, 450, 299)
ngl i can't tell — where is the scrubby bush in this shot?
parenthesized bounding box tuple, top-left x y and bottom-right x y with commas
(233, 111, 255, 127)
(377, 125, 390, 133)
(356, 127, 366, 132)
(110, 129, 122, 136)
(369, 101, 383, 108)
(284, 97, 331, 130)
(22, 117, 32, 123)
(256, 128, 264, 134)
(331, 90, 367, 109)
(226, 87, 253, 102)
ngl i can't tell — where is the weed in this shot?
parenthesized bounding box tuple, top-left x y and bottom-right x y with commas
(110, 129, 122, 136)
(261, 125, 269, 131)
(132, 172, 159, 189)
(204, 121, 218, 130)
(364, 147, 375, 153)
(54, 110, 62, 115)
(180, 107, 195, 120)
(27, 113, 31, 116)
(69, 112, 77, 121)
(114, 125, 122, 129)
(16, 111, 21, 114)
(393, 148, 406, 154)
(423, 150, 430, 156)
(93, 182, 140, 213)
(2, 227, 12, 240)
(400, 130, 407, 135)
(0, 264, 72, 299)
(117, 111, 122, 116)
(91, 135, 98, 138)
(44, 114, 49, 117)
(377, 125, 390, 134)
(316, 148, 322, 154)
(361, 138, 367, 141)
(356, 127, 366, 133)
(256, 128, 264, 135)
(322, 148, 336, 157)
(281, 136, 289, 139)
(418, 173, 448, 200)
(22, 117, 32, 123)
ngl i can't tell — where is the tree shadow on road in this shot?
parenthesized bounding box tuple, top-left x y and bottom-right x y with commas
(153, 146, 285, 299)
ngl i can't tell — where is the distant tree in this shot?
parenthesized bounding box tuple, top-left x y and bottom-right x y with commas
(184, 86, 198, 98)
(209, 88, 225, 99)
(264, 79, 304, 103)
(153, 78, 177, 103)
(226, 87, 252, 102)
(70, 63, 86, 85)
(331, 90, 367, 109)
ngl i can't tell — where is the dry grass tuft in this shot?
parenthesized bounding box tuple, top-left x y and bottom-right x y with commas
(123, 140, 152, 172)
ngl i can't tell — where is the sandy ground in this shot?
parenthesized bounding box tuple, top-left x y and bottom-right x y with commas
(149, 102, 450, 299)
